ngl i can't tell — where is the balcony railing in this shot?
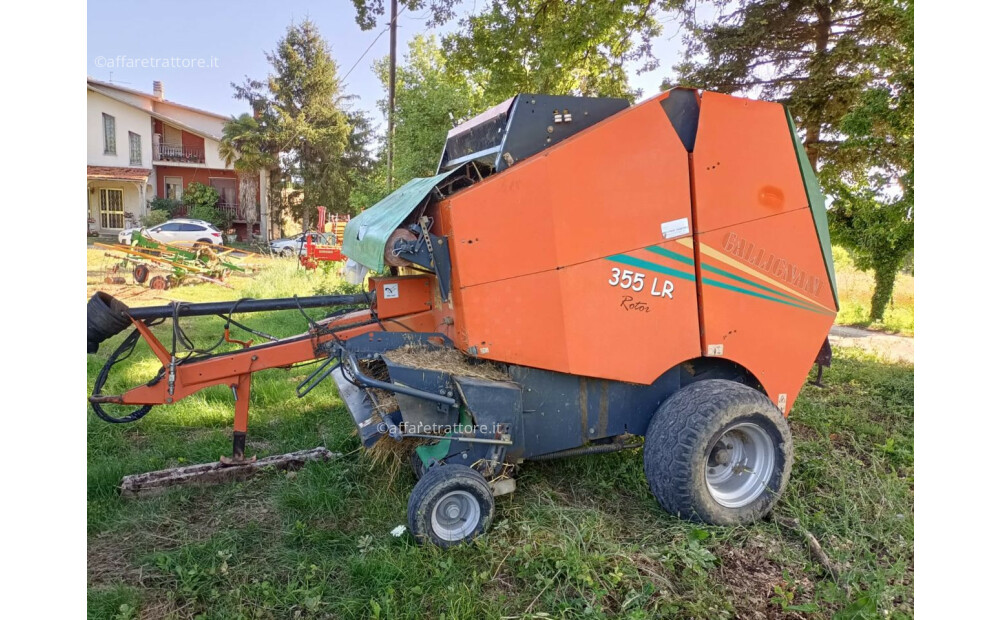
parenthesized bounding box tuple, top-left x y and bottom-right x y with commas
(217, 201, 242, 221)
(174, 201, 246, 222)
(155, 143, 205, 163)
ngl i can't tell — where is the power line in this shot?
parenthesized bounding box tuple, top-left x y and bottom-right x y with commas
(342, 6, 407, 83)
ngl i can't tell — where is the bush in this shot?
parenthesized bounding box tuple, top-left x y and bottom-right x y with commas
(186, 204, 225, 228)
(141, 209, 169, 227)
(148, 197, 184, 217)
(182, 182, 219, 211)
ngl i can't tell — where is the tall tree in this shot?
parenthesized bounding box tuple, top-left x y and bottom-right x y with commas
(233, 20, 352, 231)
(825, 2, 913, 321)
(342, 109, 381, 215)
(375, 35, 484, 185)
(349, 0, 459, 30)
(443, 0, 679, 104)
(671, 0, 913, 321)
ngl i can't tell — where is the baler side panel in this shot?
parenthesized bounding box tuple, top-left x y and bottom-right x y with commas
(454, 240, 702, 384)
(446, 94, 692, 288)
(690, 94, 837, 413)
(692, 92, 810, 235)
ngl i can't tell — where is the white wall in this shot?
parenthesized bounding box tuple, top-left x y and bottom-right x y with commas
(88, 182, 145, 230)
(203, 137, 230, 169)
(153, 101, 228, 139)
(87, 90, 153, 168)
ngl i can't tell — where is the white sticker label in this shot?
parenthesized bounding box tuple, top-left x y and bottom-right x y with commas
(707, 344, 724, 356)
(777, 393, 788, 414)
(382, 283, 399, 299)
(660, 218, 690, 240)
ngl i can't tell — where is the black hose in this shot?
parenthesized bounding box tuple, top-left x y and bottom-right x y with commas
(90, 328, 155, 424)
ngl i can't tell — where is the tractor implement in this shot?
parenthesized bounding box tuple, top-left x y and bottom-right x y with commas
(89, 89, 839, 547)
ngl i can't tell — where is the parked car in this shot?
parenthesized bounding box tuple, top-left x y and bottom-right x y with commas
(269, 232, 335, 257)
(118, 218, 224, 246)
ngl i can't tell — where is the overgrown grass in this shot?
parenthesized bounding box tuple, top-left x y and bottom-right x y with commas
(87, 259, 913, 619)
(832, 247, 914, 336)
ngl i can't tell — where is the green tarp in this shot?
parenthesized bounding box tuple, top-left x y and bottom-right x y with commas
(786, 109, 839, 309)
(343, 168, 461, 271)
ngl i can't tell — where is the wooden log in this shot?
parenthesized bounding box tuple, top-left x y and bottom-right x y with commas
(119, 447, 340, 498)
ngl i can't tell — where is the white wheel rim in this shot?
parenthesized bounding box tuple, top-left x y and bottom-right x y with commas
(705, 422, 776, 508)
(430, 490, 480, 541)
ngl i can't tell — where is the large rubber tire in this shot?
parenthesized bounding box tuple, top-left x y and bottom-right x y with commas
(644, 379, 792, 525)
(407, 464, 494, 548)
(86, 292, 132, 354)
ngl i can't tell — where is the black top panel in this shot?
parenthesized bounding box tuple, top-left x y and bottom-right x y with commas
(438, 94, 629, 174)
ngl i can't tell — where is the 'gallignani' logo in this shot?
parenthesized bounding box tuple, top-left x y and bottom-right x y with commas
(722, 232, 822, 297)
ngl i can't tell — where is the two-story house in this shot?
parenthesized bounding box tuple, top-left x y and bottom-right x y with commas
(87, 78, 269, 240)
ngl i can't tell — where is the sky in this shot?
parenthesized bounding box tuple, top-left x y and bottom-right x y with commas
(87, 0, 691, 124)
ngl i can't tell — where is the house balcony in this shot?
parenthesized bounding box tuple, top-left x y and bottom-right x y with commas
(155, 143, 205, 164)
(175, 201, 247, 222)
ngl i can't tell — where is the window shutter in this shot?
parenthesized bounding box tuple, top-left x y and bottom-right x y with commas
(103, 113, 116, 155)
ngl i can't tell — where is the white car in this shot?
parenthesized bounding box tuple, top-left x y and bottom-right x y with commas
(118, 218, 224, 246)
(269, 232, 335, 257)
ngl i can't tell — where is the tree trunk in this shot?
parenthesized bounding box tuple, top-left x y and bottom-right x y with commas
(870, 259, 900, 322)
(238, 171, 257, 230)
(804, 3, 833, 168)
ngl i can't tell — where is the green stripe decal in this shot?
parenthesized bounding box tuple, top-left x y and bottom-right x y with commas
(645, 246, 694, 266)
(702, 276, 827, 314)
(700, 263, 823, 308)
(606, 255, 696, 281)
(607, 250, 828, 315)
(645, 245, 824, 310)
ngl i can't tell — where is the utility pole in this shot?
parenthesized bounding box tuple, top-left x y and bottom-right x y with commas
(386, 0, 398, 189)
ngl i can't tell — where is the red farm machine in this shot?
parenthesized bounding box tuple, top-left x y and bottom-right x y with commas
(88, 89, 837, 547)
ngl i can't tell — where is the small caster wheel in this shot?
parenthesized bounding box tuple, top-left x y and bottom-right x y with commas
(407, 464, 494, 548)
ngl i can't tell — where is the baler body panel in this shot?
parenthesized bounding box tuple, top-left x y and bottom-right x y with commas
(689, 92, 838, 412)
(691, 92, 810, 235)
(437, 92, 702, 383)
(449, 240, 702, 384)
(443, 97, 692, 287)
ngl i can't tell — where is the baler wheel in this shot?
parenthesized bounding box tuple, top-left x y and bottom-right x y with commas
(133, 264, 150, 284)
(407, 464, 494, 548)
(643, 379, 792, 525)
(149, 276, 170, 290)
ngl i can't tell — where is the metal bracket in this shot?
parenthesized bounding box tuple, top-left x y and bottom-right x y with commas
(392, 216, 453, 301)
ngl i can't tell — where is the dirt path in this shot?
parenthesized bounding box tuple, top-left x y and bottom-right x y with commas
(829, 325, 913, 364)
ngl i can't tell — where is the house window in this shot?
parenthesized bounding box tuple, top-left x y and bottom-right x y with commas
(129, 132, 141, 166)
(99, 188, 125, 229)
(103, 113, 116, 155)
(164, 176, 184, 201)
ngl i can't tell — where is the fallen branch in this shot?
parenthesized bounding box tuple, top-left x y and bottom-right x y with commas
(776, 516, 840, 580)
(119, 447, 340, 498)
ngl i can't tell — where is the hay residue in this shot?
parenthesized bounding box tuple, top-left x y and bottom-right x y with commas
(383, 345, 509, 381)
(356, 347, 508, 484)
